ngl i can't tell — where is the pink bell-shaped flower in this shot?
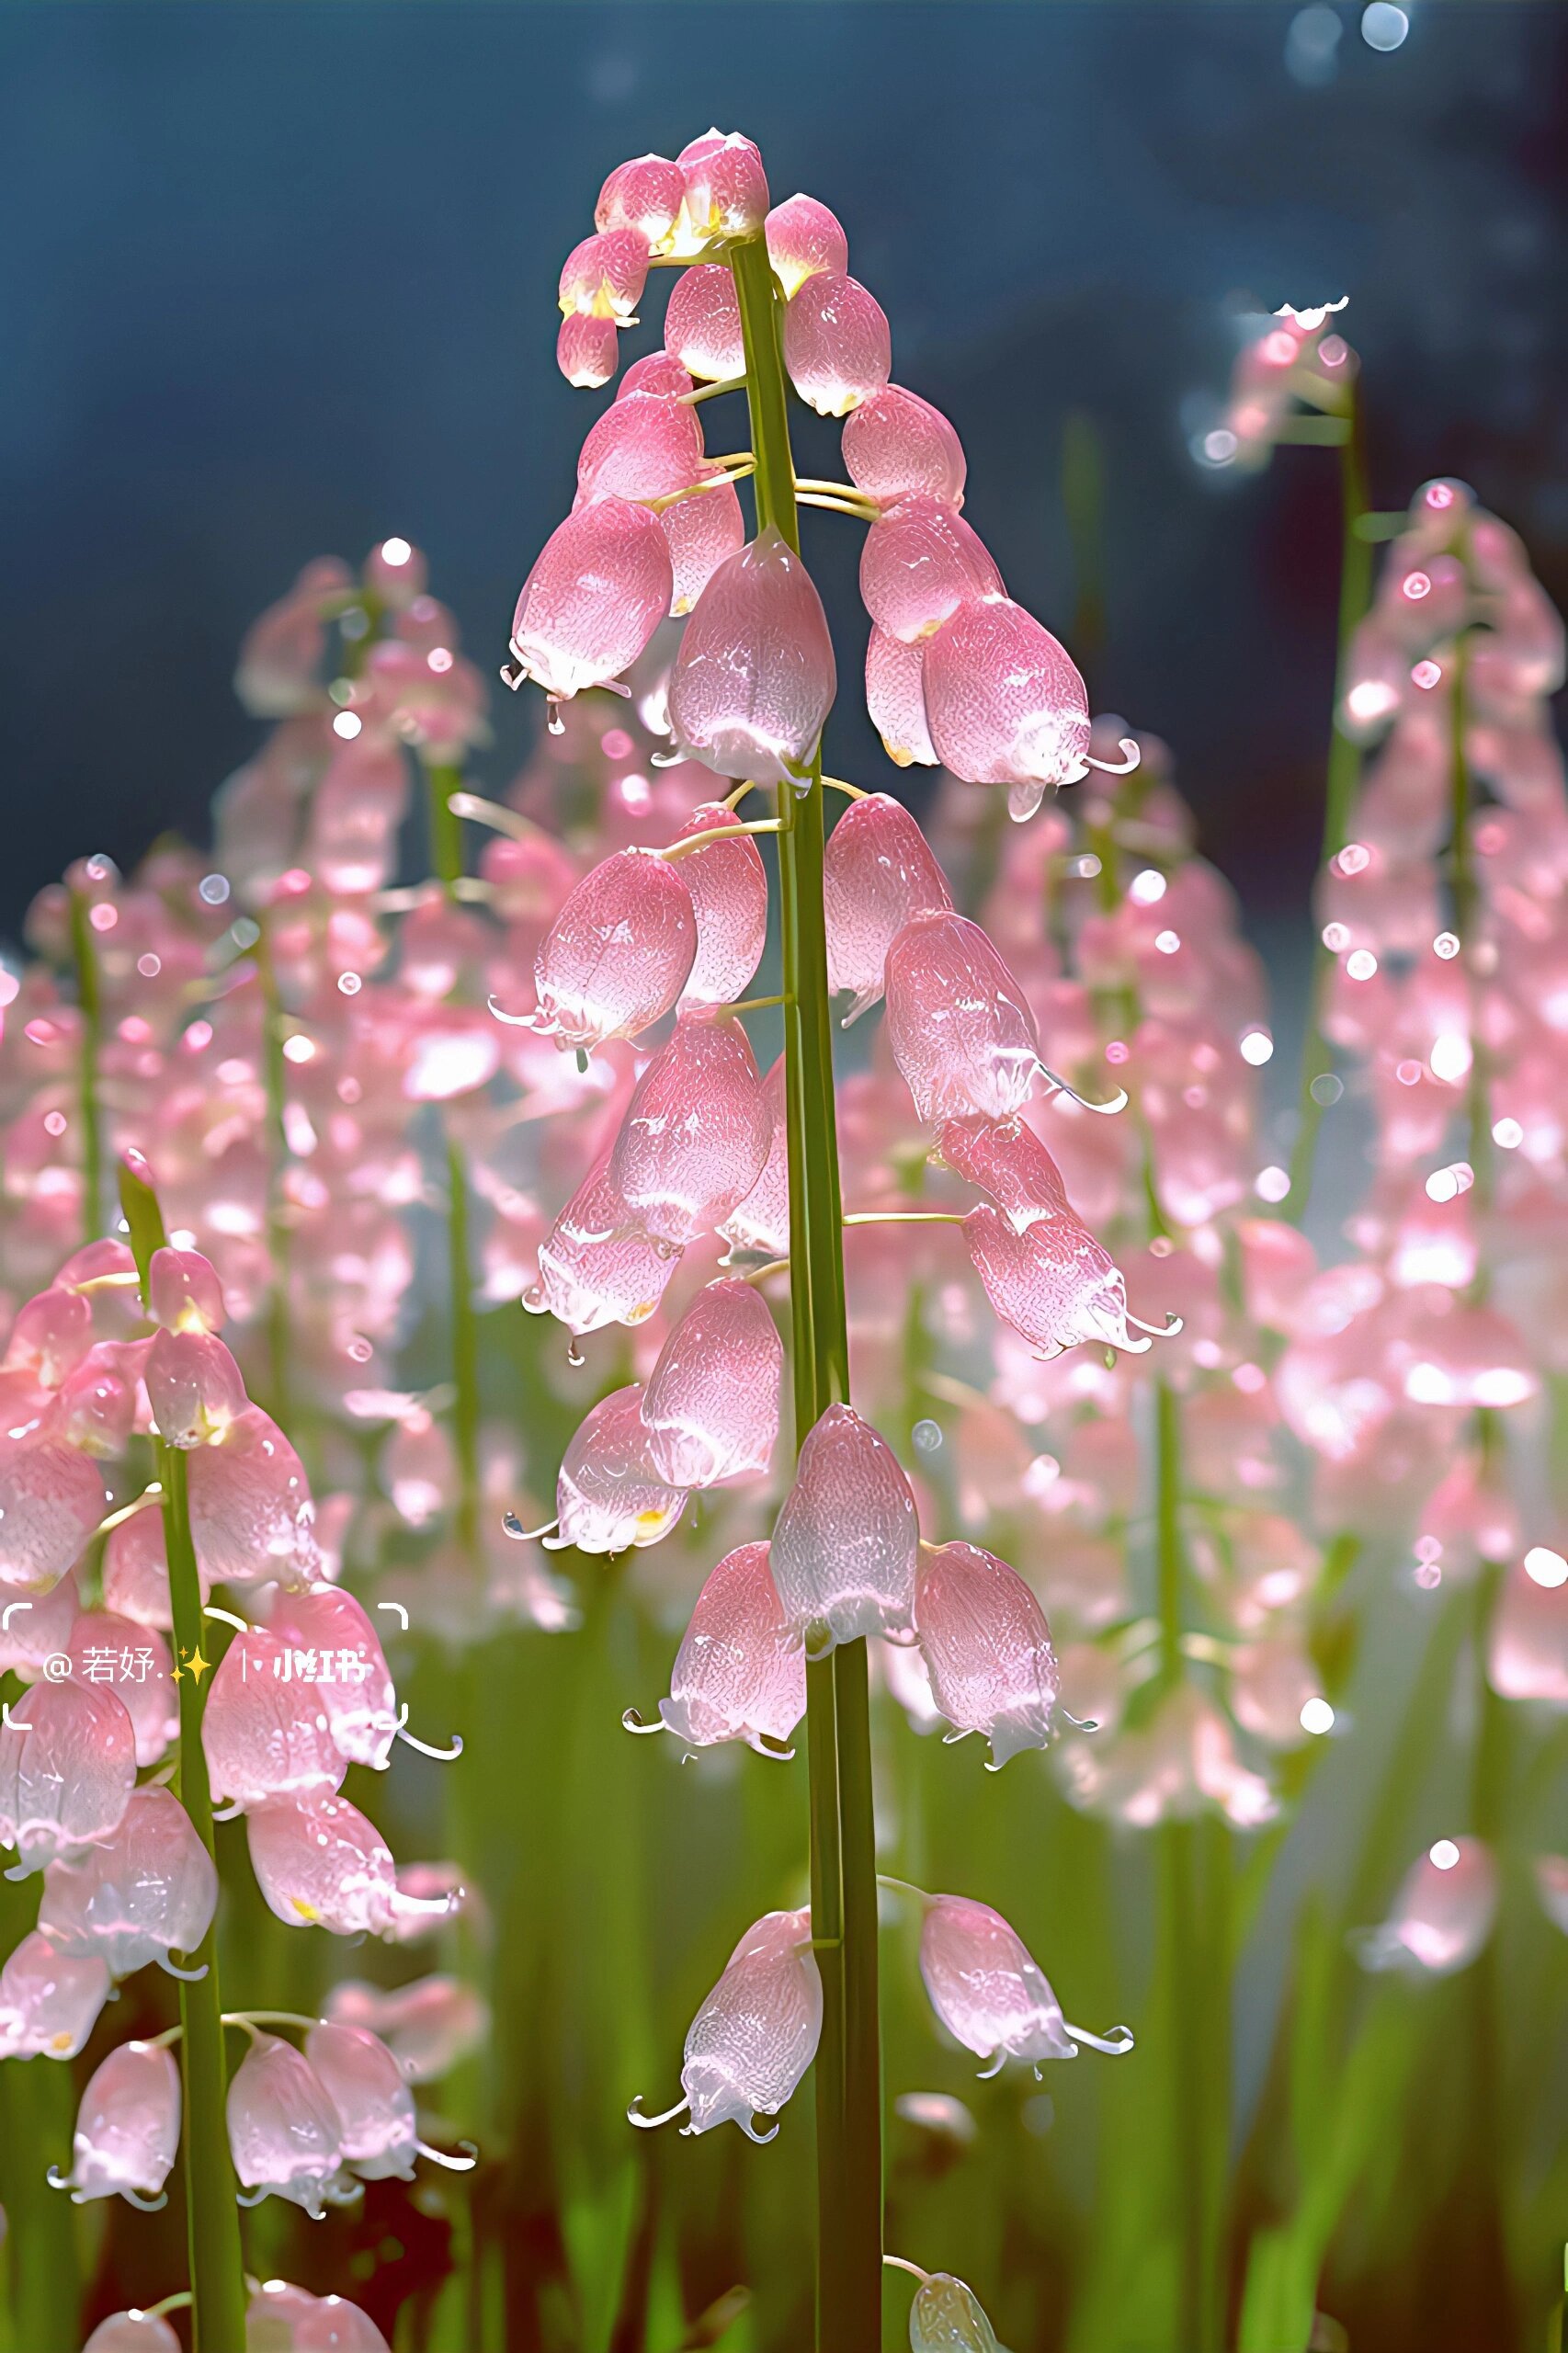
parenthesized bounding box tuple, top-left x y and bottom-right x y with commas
(545, 1383, 687, 1555)
(824, 791, 953, 1024)
(576, 390, 705, 502)
(39, 1787, 217, 1978)
(917, 1892, 1132, 2075)
(246, 2280, 392, 2351)
(771, 1403, 918, 1651)
(670, 804, 769, 1006)
(664, 264, 744, 381)
(227, 2031, 352, 2217)
(0, 1680, 136, 1872)
(0, 1429, 107, 1594)
(557, 312, 619, 389)
(937, 1115, 1069, 1231)
(718, 1054, 790, 1257)
(304, 2020, 418, 2181)
(884, 911, 1040, 1123)
(268, 1586, 400, 1769)
(782, 272, 892, 415)
(640, 1279, 783, 1487)
(145, 1328, 247, 1448)
(187, 1405, 319, 1588)
(842, 384, 967, 509)
(667, 528, 836, 790)
(1488, 1555, 1568, 1703)
(64, 1612, 177, 1766)
(506, 499, 674, 703)
(1355, 1836, 1500, 1975)
(558, 228, 650, 322)
(597, 153, 687, 245)
(676, 129, 769, 243)
(663, 468, 747, 616)
(914, 1540, 1062, 1768)
(924, 598, 1093, 813)
(608, 1008, 774, 1245)
(908, 2274, 1003, 2353)
(619, 349, 695, 400)
(965, 1205, 1159, 1360)
(0, 1929, 110, 2058)
(247, 1791, 449, 1939)
(502, 847, 697, 1051)
(630, 1904, 820, 2142)
(148, 1245, 226, 1333)
(629, 1541, 804, 1756)
(864, 626, 937, 768)
(201, 1628, 348, 1813)
(324, 1973, 488, 2083)
(530, 1156, 684, 1335)
(83, 2313, 183, 2353)
(49, 2039, 180, 2206)
(765, 194, 848, 299)
(859, 495, 1003, 644)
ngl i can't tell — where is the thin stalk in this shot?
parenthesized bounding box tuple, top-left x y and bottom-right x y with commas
(68, 887, 104, 1245)
(1288, 386, 1371, 1216)
(117, 1154, 248, 2353)
(426, 759, 482, 1553)
(729, 228, 883, 2351)
(426, 757, 466, 891)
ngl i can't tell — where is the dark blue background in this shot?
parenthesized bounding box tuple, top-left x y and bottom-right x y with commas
(2, 2, 1563, 942)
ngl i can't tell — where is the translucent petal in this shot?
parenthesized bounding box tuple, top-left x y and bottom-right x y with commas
(608, 1009, 774, 1245)
(664, 264, 745, 381)
(227, 2032, 347, 2217)
(925, 598, 1090, 790)
(842, 383, 967, 508)
(782, 272, 892, 416)
(667, 529, 836, 789)
(885, 912, 1040, 1123)
(915, 1540, 1061, 1768)
(865, 626, 937, 769)
(655, 1542, 804, 1752)
(555, 1383, 687, 1554)
(859, 496, 1002, 644)
(0, 1680, 136, 1872)
(680, 1906, 820, 2134)
(39, 1786, 216, 1977)
(509, 497, 674, 700)
(57, 2039, 180, 2203)
(771, 1404, 918, 1649)
(824, 792, 951, 1023)
(535, 1156, 684, 1336)
(671, 805, 768, 1006)
(641, 1279, 783, 1488)
(528, 848, 697, 1051)
(765, 194, 849, 299)
(918, 1893, 1075, 2067)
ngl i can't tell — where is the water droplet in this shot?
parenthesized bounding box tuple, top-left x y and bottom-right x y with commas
(912, 1418, 942, 1453)
(566, 1340, 585, 1369)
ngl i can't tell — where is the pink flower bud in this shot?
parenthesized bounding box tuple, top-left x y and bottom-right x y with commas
(305, 2020, 418, 2180)
(641, 1279, 782, 1486)
(864, 626, 937, 768)
(909, 2276, 1002, 2353)
(619, 350, 694, 401)
(670, 804, 768, 1003)
(51, 2039, 180, 2205)
(324, 1972, 487, 2082)
(937, 1115, 1068, 1231)
(676, 130, 769, 242)
(631, 1905, 819, 2142)
(608, 1009, 774, 1245)
(0, 1430, 107, 1594)
(718, 1053, 790, 1257)
(0, 1681, 136, 1872)
(885, 912, 1040, 1123)
(508, 499, 674, 703)
(202, 1630, 348, 1813)
(664, 264, 745, 381)
(771, 1403, 918, 1650)
(914, 1540, 1061, 1768)
(766, 194, 849, 300)
(227, 2031, 350, 2217)
(40, 1786, 215, 1977)
(148, 1245, 226, 1333)
(145, 1328, 247, 1449)
(576, 390, 705, 502)
(964, 1204, 1153, 1359)
(0, 1929, 109, 2058)
(187, 1405, 319, 1588)
(557, 313, 619, 389)
(783, 273, 892, 416)
(637, 1540, 804, 1755)
(1488, 1556, 1568, 1703)
(918, 1893, 1131, 2073)
(558, 229, 649, 322)
(1357, 1837, 1499, 1975)
(842, 384, 967, 508)
(551, 1383, 687, 1554)
(64, 1614, 177, 1767)
(662, 469, 747, 617)
(84, 2313, 183, 2353)
(305, 737, 407, 895)
(597, 153, 687, 245)
(517, 848, 697, 1051)
(532, 1156, 684, 1335)
(268, 1586, 399, 1768)
(924, 599, 1092, 812)
(859, 495, 1002, 645)
(667, 529, 836, 789)
(247, 1791, 443, 1939)
(824, 792, 953, 1024)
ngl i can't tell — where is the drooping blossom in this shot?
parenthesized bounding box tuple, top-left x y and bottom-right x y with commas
(608, 1009, 774, 1245)
(965, 1204, 1160, 1360)
(227, 2030, 353, 2218)
(576, 392, 705, 503)
(82, 2315, 184, 2353)
(916, 1892, 1132, 2075)
(557, 312, 619, 390)
(1355, 1837, 1500, 1975)
(629, 1541, 805, 1755)
(765, 194, 849, 299)
(908, 2274, 1004, 2353)
(663, 472, 748, 617)
(506, 500, 674, 705)
(543, 1382, 687, 1554)
(65, 1611, 178, 1766)
(664, 265, 744, 381)
(0, 1679, 137, 1872)
(530, 1156, 684, 1336)
(936, 1114, 1069, 1231)
(186, 1404, 320, 1588)
(39, 1786, 217, 1978)
(324, 1974, 489, 2083)
(640, 1279, 783, 1487)
(0, 1929, 110, 2059)
(924, 598, 1093, 817)
(629, 1905, 821, 2142)
(49, 2039, 180, 2206)
(676, 129, 769, 244)
(670, 804, 769, 1006)
(718, 1055, 790, 1258)
(304, 2020, 420, 2181)
(842, 383, 967, 508)
(859, 495, 1002, 644)
(771, 1403, 918, 1651)
(244, 2281, 392, 2352)
(0, 1427, 107, 1594)
(667, 529, 836, 789)
(864, 626, 937, 770)
(558, 229, 650, 324)
(202, 1628, 348, 1813)
(267, 1586, 400, 1768)
(885, 912, 1041, 1124)
(247, 1791, 450, 1939)
(914, 1540, 1062, 1768)
(782, 273, 892, 415)
(498, 847, 696, 1051)
(824, 792, 953, 1024)
(596, 153, 687, 247)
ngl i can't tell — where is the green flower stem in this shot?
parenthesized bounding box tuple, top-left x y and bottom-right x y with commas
(1288, 387, 1371, 1217)
(118, 1155, 248, 2353)
(729, 228, 884, 2352)
(68, 886, 105, 1245)
(426, 758, 482, 1553)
